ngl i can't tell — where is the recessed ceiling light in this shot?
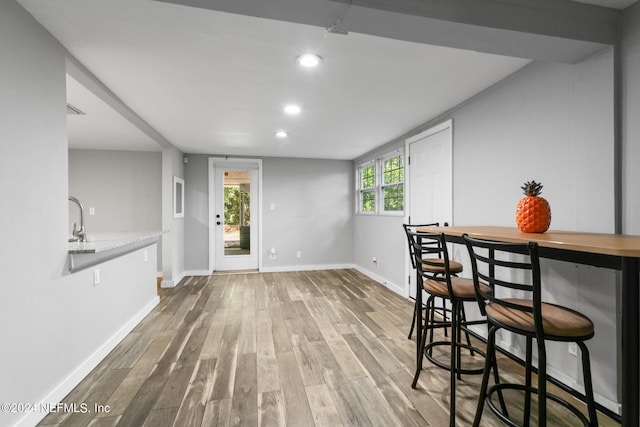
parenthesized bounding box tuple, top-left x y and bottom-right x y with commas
(284, 104, 301, 115)
(275, 131, 288, 138)
(297, 53, 322, 68)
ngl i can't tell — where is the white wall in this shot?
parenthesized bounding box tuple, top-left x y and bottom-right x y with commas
(0, 2, 159, 426)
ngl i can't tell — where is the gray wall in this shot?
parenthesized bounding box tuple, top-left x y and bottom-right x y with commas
(451, 48, 618, 407)
(622, 4, 640, 236)
(262, 157, 353, 269)
(354, 48, 619, 408)
(183, 155, 354, 272)
(161, 145, 185, 286)
(453, 52, 614, 232)
(69, 149, 163, 270)
(0, 3, 159, 426)
(184, 154, 210, 272)
(68, 149, 162, 233)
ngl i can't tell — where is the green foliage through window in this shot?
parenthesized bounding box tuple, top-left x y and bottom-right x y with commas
(361, 165, 375, 189)
(224, 186, 250, 225)
(357, 153, 404, 214)
(383, 156, 404, 185)
(382, 155, 404, 211)
(361, 190, 375, 212)
(383, 185, 404, 211)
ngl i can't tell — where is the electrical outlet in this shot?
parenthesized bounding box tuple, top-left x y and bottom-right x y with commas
(372, 257, 378, 266)
(296, 251, 302, 258)
(568, 342, 578, 356)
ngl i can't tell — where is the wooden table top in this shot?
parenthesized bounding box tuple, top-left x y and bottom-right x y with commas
(416, 225, 640, 258)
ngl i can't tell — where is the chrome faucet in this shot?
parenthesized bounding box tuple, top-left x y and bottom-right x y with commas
(68, 196, 87, 242)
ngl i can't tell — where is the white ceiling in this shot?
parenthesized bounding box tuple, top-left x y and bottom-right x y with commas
(17, 0, 637, 160)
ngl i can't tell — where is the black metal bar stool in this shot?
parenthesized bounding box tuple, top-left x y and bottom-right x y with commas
(463, 234, 598, 427)
(403, 223, 463, 340)
(408, 231, 504, 427)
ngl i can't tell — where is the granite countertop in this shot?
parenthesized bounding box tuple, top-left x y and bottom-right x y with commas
(68, 231, 162, 254)
(67, 232, 162, 272)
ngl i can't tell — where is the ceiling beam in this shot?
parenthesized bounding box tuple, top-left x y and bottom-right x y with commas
(155, 0, 618, 62)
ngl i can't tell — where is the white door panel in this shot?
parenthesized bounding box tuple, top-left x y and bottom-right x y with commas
(406, 121, 453, 298)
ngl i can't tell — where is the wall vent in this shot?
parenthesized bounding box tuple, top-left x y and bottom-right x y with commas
(66, 103, 85, 115)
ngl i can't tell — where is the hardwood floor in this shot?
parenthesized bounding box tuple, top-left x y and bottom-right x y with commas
(38, 270, 618, 426)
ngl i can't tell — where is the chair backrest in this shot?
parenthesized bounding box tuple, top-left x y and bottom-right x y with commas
(462, 234, 543, 336)
(402, 223, 440, 269)
(407, 230, 456, 297)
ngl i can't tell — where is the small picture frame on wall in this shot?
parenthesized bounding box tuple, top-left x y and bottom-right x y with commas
(173, 176, 184, 219)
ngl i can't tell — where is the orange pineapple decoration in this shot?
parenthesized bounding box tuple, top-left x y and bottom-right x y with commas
(516, 180, 551, 233)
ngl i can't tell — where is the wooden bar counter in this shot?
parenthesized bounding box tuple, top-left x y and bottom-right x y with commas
(416, 225, 640, 427)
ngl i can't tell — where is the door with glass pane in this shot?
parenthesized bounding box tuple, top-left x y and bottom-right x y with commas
(211, 159, 259, 271)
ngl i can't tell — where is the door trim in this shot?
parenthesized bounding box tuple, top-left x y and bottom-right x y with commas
(208, 157, 263, 272)
(404, 119, 453, 298)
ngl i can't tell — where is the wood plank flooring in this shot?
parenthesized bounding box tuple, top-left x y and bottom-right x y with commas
(38, 269, 619, 426)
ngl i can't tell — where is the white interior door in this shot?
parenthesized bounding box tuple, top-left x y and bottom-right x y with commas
(405, 120, 453, 298)
(210, 158, 260, 271)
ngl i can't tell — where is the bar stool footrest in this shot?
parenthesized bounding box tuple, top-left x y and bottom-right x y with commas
(486, 383, 591, 427)
(424, 340, 486, 375)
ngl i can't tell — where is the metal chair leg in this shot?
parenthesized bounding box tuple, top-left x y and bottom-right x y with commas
(578, 341, 599, 427)
(408, 300, 417, 339)
(473, 326, 497, 427)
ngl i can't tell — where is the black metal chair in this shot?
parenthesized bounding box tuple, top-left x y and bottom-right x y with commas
(403, 223, 463, 340)
(408, 230, 501, 427)
(463, 234, 598, 427)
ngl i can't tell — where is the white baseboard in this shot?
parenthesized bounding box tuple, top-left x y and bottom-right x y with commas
(184, 269, 213, 276)
(161, 270, 188, 288)
(15, 296, 160, 427)
(354, 266, 406, 297)
(259, 263, 355, 273)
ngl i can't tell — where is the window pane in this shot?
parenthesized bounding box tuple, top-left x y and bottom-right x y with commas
(383, 185, 404, 211)
(361, 165, 375, 189)
(383, 155, 403, 185)
(361, 190, 375, 212)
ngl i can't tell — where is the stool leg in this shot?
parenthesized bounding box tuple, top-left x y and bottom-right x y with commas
(426, 295, 436, 357)
(412, 308, 430, 388)
(473, 325, 497, 427)
(537, 338, 548, 427)
(460, 304, 476, 356)
(408, 300, 417, 339)
(524, 337, 533, 427)
(578, 341, 599, 427)
(449, 300, 457, 427)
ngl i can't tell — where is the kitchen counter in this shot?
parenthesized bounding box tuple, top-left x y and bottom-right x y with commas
(68, 231, 162, 272)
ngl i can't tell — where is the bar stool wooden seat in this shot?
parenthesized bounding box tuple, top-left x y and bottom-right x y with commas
(403, 223, 463, 339)
(408, 230, 502, 427)
(463, 234, 598, 427)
